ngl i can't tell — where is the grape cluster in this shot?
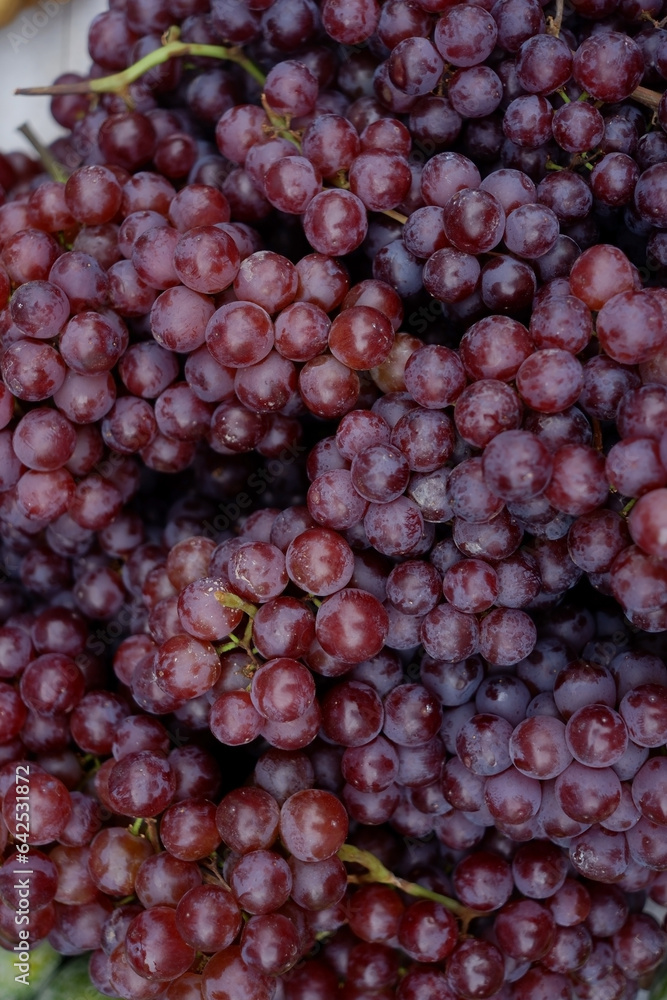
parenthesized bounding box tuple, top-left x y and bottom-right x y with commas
(0, 0, 667, 997)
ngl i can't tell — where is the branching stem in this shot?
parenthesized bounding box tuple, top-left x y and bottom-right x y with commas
(15, 24, 411, 231)
(214, 592, 260, 666)
(15, 32, 266, 100)
(337, 844, 482, 932)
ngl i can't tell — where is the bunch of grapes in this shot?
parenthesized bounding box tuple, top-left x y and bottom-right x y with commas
(1, 0, 667, 998)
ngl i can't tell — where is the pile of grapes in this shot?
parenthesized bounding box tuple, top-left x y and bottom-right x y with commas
(1, 0, 667, 997)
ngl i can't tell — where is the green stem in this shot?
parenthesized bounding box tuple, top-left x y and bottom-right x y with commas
(214, 591, 258, 618)
(17, 123, 69, 182)
(337, 844, 479, 929)
(15, 33, 412, 233)
(260, 94, 301, 149)
(214, 592, 260, 667)
(14, 29, 413, 231)
(77, 753, 102, 789)
(129, 818, 143, 836)
(325, 170, 409, 223)
(241, 615, 255, 652)
(621, 497, 638, 517)
(216, 636, 242, 653)
(15, 33, 266, 98)
(116, 894, 136, 906)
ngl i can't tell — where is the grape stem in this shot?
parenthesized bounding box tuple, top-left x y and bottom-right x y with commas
(116, 894, 136, 906)
(631, 86, 662, 111)
(621, 497, 638, 517)
(14, 26, 266, 100)
(128, 817, 160, 852)
(569, 150, 596, 172)
(337, 843, 482, 932)
(380, 208, 410, 223)
(145, 817, 160, 852)
(17, 123, 69, 182)
(214, 591, 258, 619)
(199, 854, 233, 890)
(546, 0, 565, 36)
(256, 94, 410, 222)
(78, 752, 102, 777)
(15, 26, 412, 228)
(214, 591, 260, 666)
(260, 94, 301, 149)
